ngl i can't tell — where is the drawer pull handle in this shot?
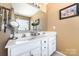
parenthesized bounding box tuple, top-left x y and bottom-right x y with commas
(44, 47, 46, 48)
(30, 54, 33, 56)
(44, 41, 46, 43)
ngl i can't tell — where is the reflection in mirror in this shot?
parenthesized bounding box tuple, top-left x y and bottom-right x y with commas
(11, 3, 42, 33)
(16, 19, 30, 33)
(9, 7, 30, 33)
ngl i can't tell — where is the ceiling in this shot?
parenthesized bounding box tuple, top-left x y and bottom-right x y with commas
(12, 3, 40, 17)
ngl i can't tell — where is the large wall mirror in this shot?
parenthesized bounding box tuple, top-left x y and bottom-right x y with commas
(11, 3, 40, 33)
(0, 3, 41, 33)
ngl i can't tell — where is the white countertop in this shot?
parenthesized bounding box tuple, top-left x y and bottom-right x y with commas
(5, 36, 45, 48)
(5, 31, 56, 48)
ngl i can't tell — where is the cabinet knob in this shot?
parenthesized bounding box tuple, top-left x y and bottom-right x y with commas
(44, 47, 46, 48)
(30, 54, 33, 56)
(44, 41, 46, 43)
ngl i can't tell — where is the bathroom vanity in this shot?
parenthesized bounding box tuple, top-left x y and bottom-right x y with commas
(5, 32, 56, 56)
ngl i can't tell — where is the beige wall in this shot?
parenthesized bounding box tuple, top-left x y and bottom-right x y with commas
(38, 3, 47, 13)
(47, 3, 79, 56)
(31, 11, 47, 31)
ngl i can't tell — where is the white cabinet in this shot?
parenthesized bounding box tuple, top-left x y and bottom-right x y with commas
(31, 47, 41, 56)
(9, 40, 41, 56)
(6, 32, 56, 56)
(41, 36, 56, 56)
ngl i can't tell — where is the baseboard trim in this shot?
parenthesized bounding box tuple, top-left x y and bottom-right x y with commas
(56, 51, 66, 56)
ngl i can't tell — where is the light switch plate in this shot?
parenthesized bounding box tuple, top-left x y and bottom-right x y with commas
(53, 26, 56, 30)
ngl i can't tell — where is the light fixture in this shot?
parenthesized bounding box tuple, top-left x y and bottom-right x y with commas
(12, 3, 40, 17)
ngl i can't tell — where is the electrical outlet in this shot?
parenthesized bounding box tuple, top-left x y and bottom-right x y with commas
(53, 26, 56, 30)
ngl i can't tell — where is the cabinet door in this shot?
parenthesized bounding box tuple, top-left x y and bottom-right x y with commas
(10, 43, 31, 56)
(31, 47, 41, 56)
(10, 39, 41, 56)
(48, 41, 56, 56)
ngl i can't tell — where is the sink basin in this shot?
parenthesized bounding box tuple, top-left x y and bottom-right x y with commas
(15, 36, 35, 44)
(15, 35, 45, 44)
(15, 40, 29, 44)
